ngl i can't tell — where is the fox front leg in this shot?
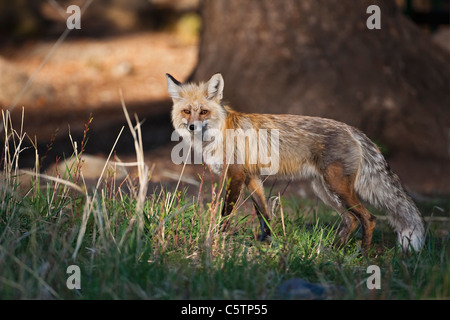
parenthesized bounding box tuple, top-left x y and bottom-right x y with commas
(245, 177, 271, 241)
(221, 170, 245, 232)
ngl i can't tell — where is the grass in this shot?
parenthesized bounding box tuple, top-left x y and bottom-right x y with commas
(0, 108, 448, 300)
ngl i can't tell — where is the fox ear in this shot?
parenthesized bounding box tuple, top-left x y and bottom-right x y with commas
(166, 73, 182, 101)
(207, 73, 224, 101)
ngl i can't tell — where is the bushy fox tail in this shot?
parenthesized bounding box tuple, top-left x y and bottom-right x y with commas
(353, 129, 425, 252)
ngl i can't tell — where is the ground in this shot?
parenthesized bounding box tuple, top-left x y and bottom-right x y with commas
(0, 29, 448, 301)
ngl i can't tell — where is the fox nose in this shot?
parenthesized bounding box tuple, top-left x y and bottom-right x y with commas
(189, 124, 195, 131)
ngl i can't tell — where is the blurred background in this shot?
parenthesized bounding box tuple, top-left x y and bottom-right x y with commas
(0, 0, 449, 196)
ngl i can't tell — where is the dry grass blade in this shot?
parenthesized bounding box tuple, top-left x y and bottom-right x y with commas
(20, 170, 85, 194)
(94, 126, 125, 190)
(118, 89, 148, 249)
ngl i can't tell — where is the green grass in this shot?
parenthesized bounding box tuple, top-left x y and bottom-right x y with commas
(0, 109, 448, 300)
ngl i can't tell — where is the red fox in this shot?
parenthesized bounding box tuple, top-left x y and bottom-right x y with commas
(166, 73, 425, 252)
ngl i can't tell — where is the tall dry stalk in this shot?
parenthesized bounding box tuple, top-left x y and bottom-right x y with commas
(118, 90, 149, 253)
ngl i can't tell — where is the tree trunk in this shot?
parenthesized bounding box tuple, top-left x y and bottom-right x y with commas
(191, 0, 450, 193)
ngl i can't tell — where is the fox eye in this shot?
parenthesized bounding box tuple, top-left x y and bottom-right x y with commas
(183, 109, 191, 115)
(200, 110, 208, 115)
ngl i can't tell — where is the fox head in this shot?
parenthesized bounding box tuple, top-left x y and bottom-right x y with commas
(165, 73, 227, 133)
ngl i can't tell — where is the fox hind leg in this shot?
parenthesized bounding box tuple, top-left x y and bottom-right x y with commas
(339, 212, 359, 246)
(312, 178, 359, 246)
(323, 162, 376, 252)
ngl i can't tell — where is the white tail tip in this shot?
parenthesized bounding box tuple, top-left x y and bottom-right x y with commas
(398, 228, 425, 252)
